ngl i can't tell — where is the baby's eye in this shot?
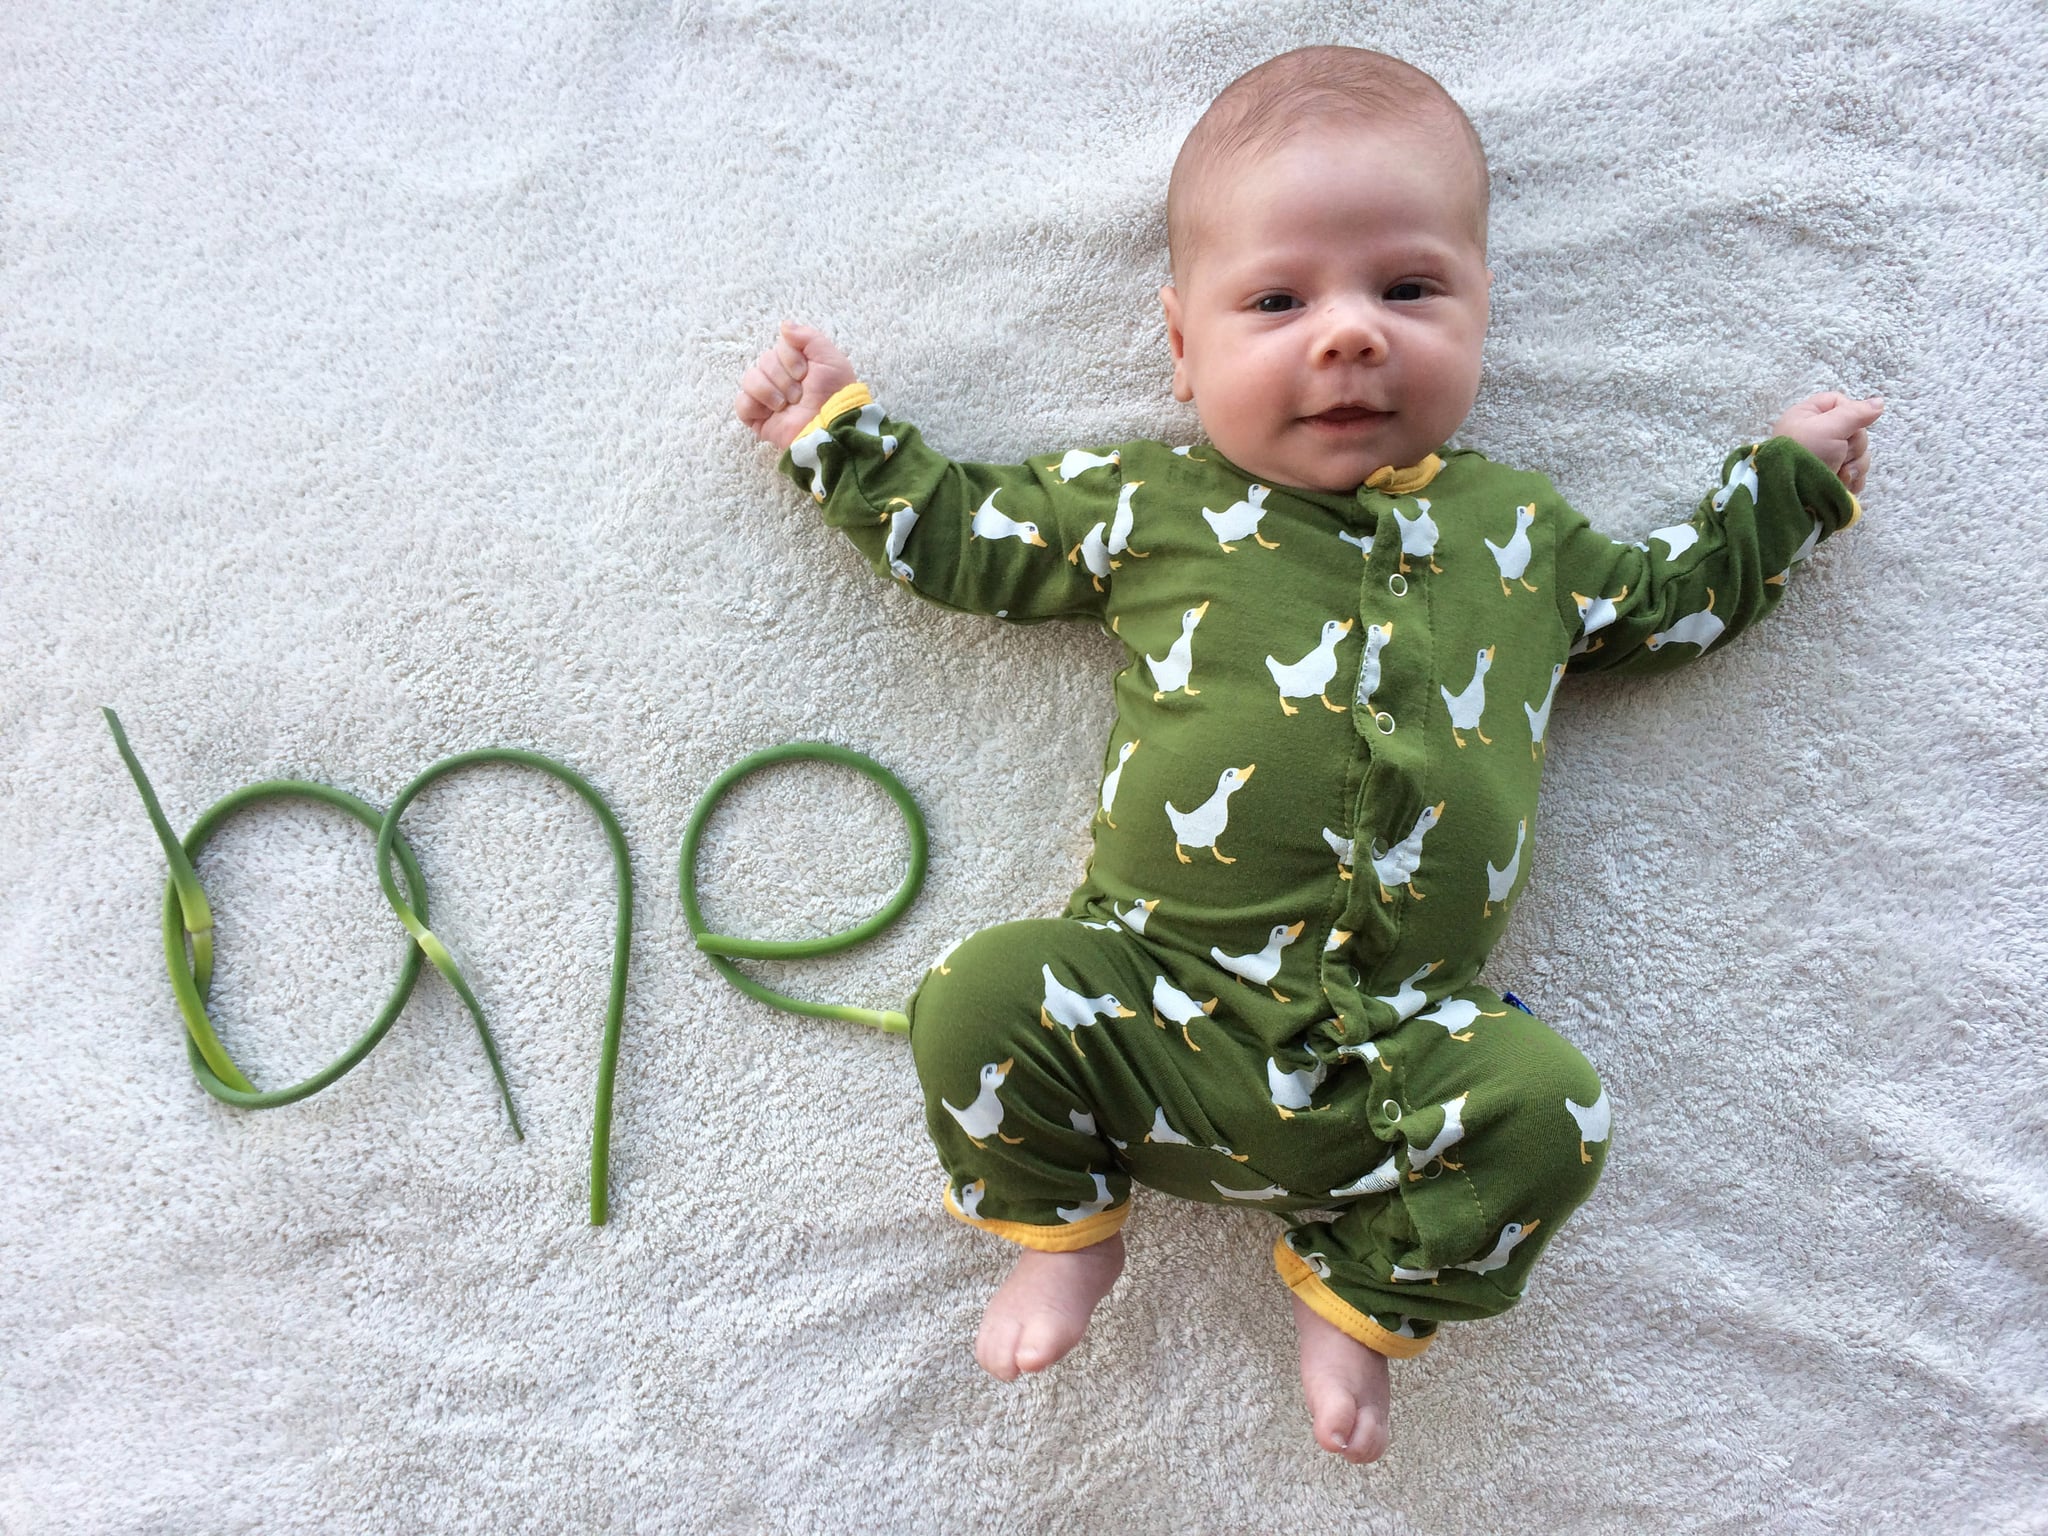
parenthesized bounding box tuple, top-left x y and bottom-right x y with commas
(1253, 294, 1300, 313)
(1386, 282, 1427, 302)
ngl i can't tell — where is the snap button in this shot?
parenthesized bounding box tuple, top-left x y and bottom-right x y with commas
(1381, 1099, 1402, 1120)
(1374, 711, 1395, 735)
(1344, 965, 1361, 986)
(1388, 573, 1408, 597)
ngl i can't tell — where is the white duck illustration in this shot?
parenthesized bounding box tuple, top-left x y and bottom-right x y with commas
(1069, 1108, 1097, 1136)
(1151, 975, 1216, 1051)
(1040, 964, 1136, 1057)
(929, 932, 973, 976)
(1393, 499, 1442, 574)
(1416, 997, 1508, 1041)
(851, 403, 898, 457)
(1068, 521, 1114, 590)
(970, 488, 1047, 547)
(1098, 739, 1138, 829)
(1769, 518, 1824, 586)
(1524, 666, 1565, 762)
(942, 1060, 1025, 1149)
(1403, 1092, 1469, 1178)
(1057, 1172, 1116, 1223)
(1711, 449, 1759, 512)
(1213, 921, 1304, 1002)
(1212, 1180, 1292, 1201)
(1266, 618, 1355, 715)
(1372, 801, 1444, 902)
(1106, 480, 1148, 559)
(1266, 1053, 1328, 1118)
(1353, 621, 1394, 711)
(1390, 1261, 1441, 1284)
(1166, 763, 1255, 864)
(1322, 826, 1355, 881)
(1641, 522, 1701, 561)
(1372, 961, 1441, 1020)
(1286, 1233, 1333, 1279)
(1324, 927, 1353, 953)
(790, 425, 834, 502)
(953, 1177, 986, 1220)
(1146, 601, 1209, 700)
(1440, 646, 1496, 747)
(1338, 527, 1373, 558)
(1330, 1036, 1388, 1072)
(1484, 503, 1539, 595)
(1143, 1106, 1192, 1145)
(882, 497, 920, 581)
(1569, 587, 1628, 658)
(1054, 447, 1120, 482)
(1566, 1089, 1611, 1164)
(1452, 1219, 1540, 1275)
(1331, 1155, 1402, 1198)
(1115, 898, 1159, 934)
(1202, 485, 1279, 551)
(1486, 820, 1527, 917)
(1647, 590, 1724, 652)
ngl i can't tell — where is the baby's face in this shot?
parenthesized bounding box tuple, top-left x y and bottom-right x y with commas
(1159, 121, 1491, 492)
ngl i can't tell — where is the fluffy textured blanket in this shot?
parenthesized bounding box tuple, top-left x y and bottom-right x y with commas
(5, 1, 2043, 1530)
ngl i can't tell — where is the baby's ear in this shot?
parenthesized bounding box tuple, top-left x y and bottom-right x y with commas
(1158, 284, 1193, 401)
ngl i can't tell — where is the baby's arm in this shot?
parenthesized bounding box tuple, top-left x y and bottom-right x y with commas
(736, 322, 1122, 624)
(1550, 396, 1879, 676)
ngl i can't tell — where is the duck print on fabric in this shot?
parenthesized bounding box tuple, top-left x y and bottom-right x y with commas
(782, 382, 1860, 1356)
(1268, 619, 1355, 715)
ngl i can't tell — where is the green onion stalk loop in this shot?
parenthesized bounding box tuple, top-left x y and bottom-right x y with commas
(677, 741, 927, 1035)
(103, 709, 634, 1225)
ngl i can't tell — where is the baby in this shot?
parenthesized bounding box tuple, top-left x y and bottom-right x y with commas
(734, 45, 1880, 1465)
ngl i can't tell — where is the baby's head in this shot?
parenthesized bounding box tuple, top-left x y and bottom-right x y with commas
(1160, 47, 1493, 493)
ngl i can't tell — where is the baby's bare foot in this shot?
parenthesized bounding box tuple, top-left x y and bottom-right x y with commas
(1292, 1295, 1392, 1464)
(975, 1233, 1126, 1381)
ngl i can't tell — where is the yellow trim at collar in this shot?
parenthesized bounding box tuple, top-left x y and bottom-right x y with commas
(1363, 453, 1445, 495)
(795, 381, 874, 442)
(1273, 1237, 1436, 1359)
(943, 1180, 1130, 1252)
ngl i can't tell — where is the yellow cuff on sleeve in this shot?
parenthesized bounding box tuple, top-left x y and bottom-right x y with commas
(1273, 1237, 1436, 1360)
(1841, 491, 1862, 530)
(796, 381, 875, 442)
(943, 1180, 1129, 1252)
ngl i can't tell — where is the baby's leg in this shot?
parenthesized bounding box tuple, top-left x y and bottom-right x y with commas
(1277, 986, 1608, 1456)
(908, 918, 1158, 1380)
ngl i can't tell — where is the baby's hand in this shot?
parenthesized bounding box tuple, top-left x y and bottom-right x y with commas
(1770, 392, 1885, 497)
(734, 320, 859, 451)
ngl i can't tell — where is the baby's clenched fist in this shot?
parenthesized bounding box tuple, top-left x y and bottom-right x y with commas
(735, 321, 858, 451)
(1770, 392, 1884, 496)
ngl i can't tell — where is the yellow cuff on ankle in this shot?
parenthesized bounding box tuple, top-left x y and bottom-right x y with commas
(1273, 1237, 1436, 1359)
(943, 1180, 1129, 1252)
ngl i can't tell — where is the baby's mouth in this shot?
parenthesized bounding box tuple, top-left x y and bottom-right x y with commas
(1304, 406, 1392, 427)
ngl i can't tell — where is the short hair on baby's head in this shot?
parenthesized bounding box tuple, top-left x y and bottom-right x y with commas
(1166, 46, 1490, 283)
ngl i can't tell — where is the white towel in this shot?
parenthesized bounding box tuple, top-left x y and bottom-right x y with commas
(4, 2, 2043, 1529)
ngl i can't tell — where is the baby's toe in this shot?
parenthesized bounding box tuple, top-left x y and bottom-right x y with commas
(974, 1316, 1025, 1382)
(1340, 1405, 1389, 1464)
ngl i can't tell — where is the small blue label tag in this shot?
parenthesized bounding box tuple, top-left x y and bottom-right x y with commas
(1502, 990, 1534, 1015)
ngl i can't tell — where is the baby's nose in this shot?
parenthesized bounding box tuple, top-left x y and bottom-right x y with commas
(1317, 298, 1388, 359)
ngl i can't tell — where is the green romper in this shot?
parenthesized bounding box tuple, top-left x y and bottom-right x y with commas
(779, 381, 1860, 1359)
